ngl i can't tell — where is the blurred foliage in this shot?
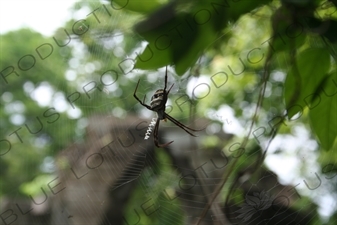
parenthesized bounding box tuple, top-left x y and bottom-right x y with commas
(124, 148, 184, 225)
(134, 0, 273, 74)
(0, 0, 337, 224)
(0, 29, 74, 197)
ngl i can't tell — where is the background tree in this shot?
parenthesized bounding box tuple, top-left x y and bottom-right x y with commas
(0, 29, 73, 197)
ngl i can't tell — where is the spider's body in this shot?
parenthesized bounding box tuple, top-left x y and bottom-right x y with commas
(134, 67, 201, 147)
(150, 89, 166, 120)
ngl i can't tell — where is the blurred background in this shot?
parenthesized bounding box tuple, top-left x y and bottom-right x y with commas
(1, 0, 337, 224)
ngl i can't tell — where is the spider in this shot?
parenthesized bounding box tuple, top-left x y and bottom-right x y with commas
(134, 67, 201, 147)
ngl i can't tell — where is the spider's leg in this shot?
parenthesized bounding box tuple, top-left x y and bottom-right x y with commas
(133, 79, 152, 110)
(142, 94, 147, 105)
(164, 113, 203, 136)
(133, 79, 141, 96)
(166, 83, 174, 95)
(153, 118, 162, 147)
(164, 66, 168, 90)
(163, 66, 174, 95)
(153, 118, 173, 148)
(165, 113, 204, 132)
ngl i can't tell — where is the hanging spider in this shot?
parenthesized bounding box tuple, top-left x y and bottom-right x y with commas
(134, 67, 201, 147)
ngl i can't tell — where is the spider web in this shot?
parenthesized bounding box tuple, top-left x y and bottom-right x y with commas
(53, 1, 336, 225)
(53, 1, 221, 224)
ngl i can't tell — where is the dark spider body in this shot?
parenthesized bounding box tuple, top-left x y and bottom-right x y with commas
(150, 89, 166, 120)
(134, 67, 201, 147)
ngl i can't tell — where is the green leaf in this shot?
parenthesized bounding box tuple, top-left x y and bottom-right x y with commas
(271, 6, 306, 53)
(174, 19, 215, 75)
(134, 12, 213, 75)
(284, 47, 331, 119)
(135, 43, 172, 70)
(281, 0, 315, 7)
(309, 80, 337, 150)
(134, 0, 273, 75)
(322, 19, 337, 43)
(111, 0, 164, 13)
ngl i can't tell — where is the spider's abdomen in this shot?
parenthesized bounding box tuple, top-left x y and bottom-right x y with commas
(150, 89, 166, 112)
